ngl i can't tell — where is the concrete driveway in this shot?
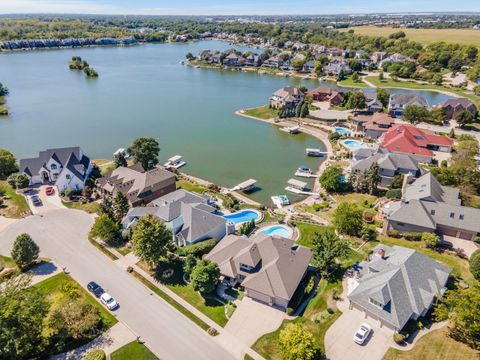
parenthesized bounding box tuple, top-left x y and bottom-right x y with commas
(0, 209, 235, 360)
(25, 185, 65, 214)
(325, 307, 394, 360)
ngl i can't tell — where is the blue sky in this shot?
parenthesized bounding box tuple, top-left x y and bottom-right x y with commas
(0, 0, 479, 15)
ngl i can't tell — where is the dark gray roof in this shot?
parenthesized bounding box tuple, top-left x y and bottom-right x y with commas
(349, 244, 450, 330)
(403, 173, 459, 205)
(389, 93, 428, 108)
(352, 152, 419, 174)
(440, 97, 475, 109)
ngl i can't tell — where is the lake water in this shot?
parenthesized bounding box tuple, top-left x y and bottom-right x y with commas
(0, 40, 454, 204)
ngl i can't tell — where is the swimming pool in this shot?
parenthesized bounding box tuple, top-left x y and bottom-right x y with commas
(342, 139, 366, 151)
(260, 225, 294, 238)
(223, 209, 260, 225)
(335, 127, 351, 136)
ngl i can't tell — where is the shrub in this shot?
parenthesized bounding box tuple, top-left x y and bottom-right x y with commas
(207, 327, 219, 336)
(84, 350, 106, 360)
(469, 250, 480, 281)
(393, 332, 405, 344)
(387, 229, 401, 238)
(361, 225, 378, 242)
(176, 239, 217, 257)
(421, 232, 440, 249)
(385, 189, 402, 199)
(404, 232, 422, 241)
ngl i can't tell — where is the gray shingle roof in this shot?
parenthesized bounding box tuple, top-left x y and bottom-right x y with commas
(352, 151, 419, 174)
(348, 244, 450, 330)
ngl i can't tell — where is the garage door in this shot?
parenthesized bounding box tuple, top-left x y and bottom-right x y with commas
(459, 231, 474, 240)
(438, 226, 457, 237)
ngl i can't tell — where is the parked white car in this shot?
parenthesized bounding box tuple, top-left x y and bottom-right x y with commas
(353, 323, 372, 344)
(100, 292, 118, 310)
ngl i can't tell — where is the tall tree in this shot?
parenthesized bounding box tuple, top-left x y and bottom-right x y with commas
(376, 88, 390, 109)
(403, 105, 430, 124)
(127, 137, 160, 171)
(365, 163, 380, 195)
(456, 110, 475, 128)
(131, 215, 171, 268)
(0, 148, 18, 179)
(345, 91, 366, 111)
(89, 214, 119, 244)
(11, 233, 39, 270)
(319, 165, 345, 193)
(190, 259, 220, 294)
(114, 153, 127, 168)
(0, 275, 49, 359)
(279, 323, 316, 360)
(111, 191, 129, 223)
(333, 202, 364, 237)
(311, 229, 349, 278)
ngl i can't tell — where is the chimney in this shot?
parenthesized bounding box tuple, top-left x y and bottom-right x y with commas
(401, 174, 413, 203)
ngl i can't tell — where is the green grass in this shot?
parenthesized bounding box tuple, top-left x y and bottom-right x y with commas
(379, 236, 474, 283)
(0, 255, 16, 269)
(176, 179, 207, 194)
(341, 26, 480, 47)
(0, 180, 30, 218)
(111, 341, 158, 360)
(243, 105, 278, 120)
(33, 272, 117, 328)
(338, 75, 370, 88)
(366, 76, 480, 107)
(155, 259, 229, 326)
(383, 328, 479, 360)
(130, 269, 210, 331)
(294, 222, 334, 248)
(62, 200, 101, 214)
(88, 236, 119, 260)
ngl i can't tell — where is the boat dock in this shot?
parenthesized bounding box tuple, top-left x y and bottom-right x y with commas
(280, 125, 301, 134)
(164, 155, 186, 170)
(306, 148, 328, 157)
(285, 178, 320, 198)
(294, 171, 319, 178)
(271, 194, 290, 209)
(231, 178, 257, 192)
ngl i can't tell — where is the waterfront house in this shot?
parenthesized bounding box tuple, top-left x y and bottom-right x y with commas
(20, 147, 92, 192)
(302, 60, 315, 73)
(307, 86, 344, 106)
(205, 233, 312, 310)
(198, 50, 212, 61)
(326, 47, 343, 57)
(122, 189, 228, 246)
(388, 93, 429, 116)
(352, 113, 396, 139)
(262, 55, 284, 69)
(365, 93, 384, 113)
(269, 86, 305, 110)
(351, 149, 421, 186)
(383, 173, 480, 240)
(97, 164, 176, 207)
(323, 61, 352, 76)
(438, 98, 478, 120)
(245, 53, 261, 67)
(380, 124, 453, 163)
(371, 51, 388, 63)
(348, 244, 450, 331)
(381, 53, 416, 65)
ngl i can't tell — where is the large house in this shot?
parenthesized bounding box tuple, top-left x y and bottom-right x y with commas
(348, 244, 450, 331)
(351, 113, 396, 139)
(97, 164, 176, 207)
(388, 94, 428, 116)
(269, 86, 305, 110)
(205, 233, 312, 310)
(439, 98, 478, 120)
(323, 61, 351, 76)
(20, 147, 92, 192)
(351, 149, 422, 186)
(383, 173, 480, 240)
(307, 86, 344, 106)
(122, 189, 228, 246)
(380, 124, 453, 163)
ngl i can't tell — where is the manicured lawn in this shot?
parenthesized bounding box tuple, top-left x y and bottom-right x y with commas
(176, 179, 207, 194)
(62, 200, 101, 214)
(111, 341, 158, 360)
(0, 180, 30, 218)
(0, 254, 16, 270)
(366, 76, 480, 107)
(338, 75, 370, 88)
(294, 222, 334, 248)
(379, 236, 474, 283)
(243, 105, 278, 120)
(33, 273, 117, 328)
(383, 328, 479, 360)
(341, 26, 480, 46)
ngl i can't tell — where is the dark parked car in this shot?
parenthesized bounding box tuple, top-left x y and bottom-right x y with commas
(87, 281, 104, 298)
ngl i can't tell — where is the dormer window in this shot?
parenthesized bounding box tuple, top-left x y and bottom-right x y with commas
(450, 212, 455, 218)
(369, 298, 384, 309)
(430, 209, 435, 215)
(51, 164, 57, 170)
(66, 174, 71, 180)
(240, 263, 254, 272)
(459, 214, 464, 220)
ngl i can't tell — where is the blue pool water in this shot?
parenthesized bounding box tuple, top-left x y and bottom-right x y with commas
(260, 225, 293, 238)
(223, 210, 259, 224)
(335, 127, 351, 136)
(342, 140, 365, 151)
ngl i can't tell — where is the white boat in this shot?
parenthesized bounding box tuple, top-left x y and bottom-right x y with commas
(280, 125, 301, 134)
(271, 194, 290, 209)
(164, 155, 186, 170)
(113, 148, 130, 159)
(306, 148, 326, 157)
(295, 166, 319, 178)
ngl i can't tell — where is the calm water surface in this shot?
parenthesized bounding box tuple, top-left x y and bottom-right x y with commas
(0, 40, 454, 204)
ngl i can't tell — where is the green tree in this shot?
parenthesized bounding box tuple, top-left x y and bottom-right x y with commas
(456, 110, 475, 128)
(131, 215, 171, 268)
(0, 148, 18, 179)
(11, 233, 39, 270)
(421, 232, 440, 249)
(128, 137, 160, 171)
(337, 69, 346, 81)
(311, 228, 349, 278)
(333, 202, 364, 237)
(300, 102, 309, 118)
(430, 106, 446, 124)
(351, 71, 360, 82)
(279, 323, 316, 360)
(190, 259, 220, 294)
(114, 153, 127, 168)
(361, 225, 378, 242)
(348, 60, 362, 72)
(434, 286, 480, 350)
(111, 191, 130, 223)
(0, 275, 49, 359)
(292, 58, 306, 72)
(0, 82, 9, 97)
(376, 88, 390, 109)
(469, 250, 480, 281)
(183, 254, 197, 277)
(84, 350, 106, 360)
(185, 52, 195, 61)
(403, 105, 430, 124)
(319, 165, 344, 193)
(89, 214, 120, 244)
(365, 163, 380, 195)
(345, 91, 366, 111)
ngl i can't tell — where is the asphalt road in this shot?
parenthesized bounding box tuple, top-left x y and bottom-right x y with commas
(0, 209, 235, 360)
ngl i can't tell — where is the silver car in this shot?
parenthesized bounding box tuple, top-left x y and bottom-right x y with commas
(353, 323, 372, 345)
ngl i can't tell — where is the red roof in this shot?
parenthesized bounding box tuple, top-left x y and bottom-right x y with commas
(380, 124, 453, 157)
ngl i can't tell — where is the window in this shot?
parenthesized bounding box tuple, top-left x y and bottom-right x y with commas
(51, 164, 57, 170)
(430, 209, 436, 215)
(459, 214, 464, 220)
(450, 212, 455, 218)
(66, 174, 71, 180)
(369, 298, 384, 309)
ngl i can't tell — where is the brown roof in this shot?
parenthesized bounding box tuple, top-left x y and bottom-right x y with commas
(206, 233, 312, 302)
